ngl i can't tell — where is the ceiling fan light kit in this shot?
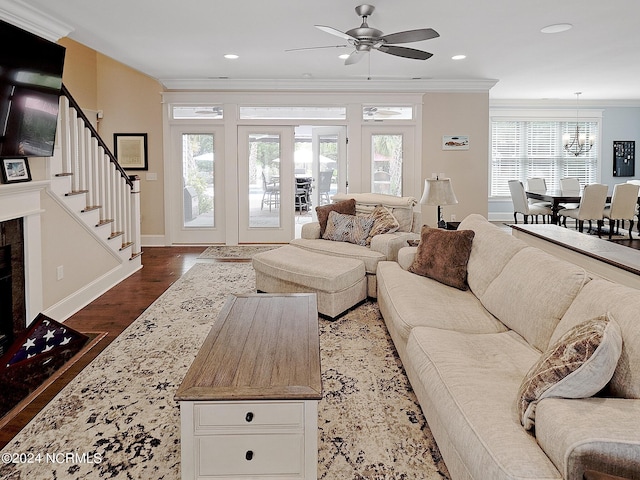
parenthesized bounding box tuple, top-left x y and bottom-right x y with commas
(310, 4, 439, 65)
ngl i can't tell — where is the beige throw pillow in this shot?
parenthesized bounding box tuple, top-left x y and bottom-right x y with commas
(408, 226, 475, 290)
(363, 205, 400, 245)
(316, 199, 356, 237)
(322, 211, 375, 246)
(516, 314, 622, 431)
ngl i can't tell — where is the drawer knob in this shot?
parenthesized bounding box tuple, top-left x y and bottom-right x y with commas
(245, 450, 254, 461)
(245, 412, 254, 422)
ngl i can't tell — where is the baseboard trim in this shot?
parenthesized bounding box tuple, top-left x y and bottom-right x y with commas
(43, 258, 142, 322)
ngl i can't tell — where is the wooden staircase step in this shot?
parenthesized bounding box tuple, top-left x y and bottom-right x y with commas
(120, 241, 133, 251)
(108, 231, 124, 240)
(81, 205, 102, 213)
(65, 190, 89, 196)
(96, 219, 114, 227)
(54, 172, 73, 177)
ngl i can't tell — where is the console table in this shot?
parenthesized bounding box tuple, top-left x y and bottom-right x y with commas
(175, 293, 322, 480)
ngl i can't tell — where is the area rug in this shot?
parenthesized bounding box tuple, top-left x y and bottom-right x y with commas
(0, 262, 449, 480)
(198, 245, 282, 260)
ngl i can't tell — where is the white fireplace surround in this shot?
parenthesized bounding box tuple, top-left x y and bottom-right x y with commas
(0, 180, 47, 327)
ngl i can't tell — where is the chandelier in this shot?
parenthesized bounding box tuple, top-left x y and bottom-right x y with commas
(563, 92, 595, 156)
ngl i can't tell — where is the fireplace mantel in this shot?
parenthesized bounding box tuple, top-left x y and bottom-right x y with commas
(0, 180, 48, 325)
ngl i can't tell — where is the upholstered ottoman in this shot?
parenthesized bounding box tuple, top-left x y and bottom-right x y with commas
(252, 245, 367, 319)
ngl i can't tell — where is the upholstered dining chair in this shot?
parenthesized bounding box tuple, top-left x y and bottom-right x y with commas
(559, 177, 581, 210)
(559, 183, 608, 236)
(603, 182, 640, 239)
(508, 180, 552, 224)
(526, 177, 552, 208)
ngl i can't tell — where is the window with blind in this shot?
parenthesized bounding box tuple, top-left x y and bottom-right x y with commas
(491, 120, 599, 197)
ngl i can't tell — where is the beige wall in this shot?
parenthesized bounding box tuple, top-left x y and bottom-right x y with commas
(58, 38, 98, 110)
(40, 192, 120, 309)
(58, 38, 166, 237)
(422, 92, 489, 224)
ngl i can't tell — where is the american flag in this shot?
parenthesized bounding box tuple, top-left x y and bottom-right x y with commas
(0, 314, 89, 417)
(3, 314, 88, 368)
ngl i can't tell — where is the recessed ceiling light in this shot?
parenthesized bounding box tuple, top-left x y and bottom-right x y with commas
(338, 53, 350, 60)
(224, 54, 239, 59)
(540, 23, 573, 34)
(451, 54, 466, 60)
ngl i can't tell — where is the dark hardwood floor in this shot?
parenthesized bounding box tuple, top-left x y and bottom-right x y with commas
(0, 246, 205, 449)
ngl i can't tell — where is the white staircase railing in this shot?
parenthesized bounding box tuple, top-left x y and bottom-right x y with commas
(57, 86, 141, 259)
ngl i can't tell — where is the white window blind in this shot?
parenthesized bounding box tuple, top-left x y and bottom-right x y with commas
(491, 120, 598, 197)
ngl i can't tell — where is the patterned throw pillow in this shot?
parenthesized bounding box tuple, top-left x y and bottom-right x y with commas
(316, 199, 356, 237)
(363, 205, 400, 246)
(322, 211, 376, 246)
(516, 314, 622, 431)
(408, 226, 475, 290)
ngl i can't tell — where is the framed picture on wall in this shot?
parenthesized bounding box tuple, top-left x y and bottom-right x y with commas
(613, 140, 635, 177)
(0, 157, 32, 183)
(114, 133, 148, 170)
(442, 135, 469, 150)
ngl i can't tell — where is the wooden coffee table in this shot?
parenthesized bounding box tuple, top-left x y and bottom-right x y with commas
(175, 293, 322, 480)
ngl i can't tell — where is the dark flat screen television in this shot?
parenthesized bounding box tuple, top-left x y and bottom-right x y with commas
(0, 19, 65, 158)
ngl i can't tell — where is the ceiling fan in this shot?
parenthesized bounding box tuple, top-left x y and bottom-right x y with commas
(304, 4, 439, 65)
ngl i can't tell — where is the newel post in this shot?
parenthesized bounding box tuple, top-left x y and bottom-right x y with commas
(129, 175, 141, 256)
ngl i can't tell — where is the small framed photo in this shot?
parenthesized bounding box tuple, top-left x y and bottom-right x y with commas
(114, 133, 148, 170)
(442, 135, 469, 150)
(1, 157, 32, 183)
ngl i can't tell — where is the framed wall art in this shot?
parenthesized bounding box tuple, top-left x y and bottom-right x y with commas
(114, 133, 148, 170)
(442, 135, 469, 150)
(0, 157, 32, 183)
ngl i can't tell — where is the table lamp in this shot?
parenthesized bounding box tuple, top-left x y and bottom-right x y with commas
(420, 177, 458, 228)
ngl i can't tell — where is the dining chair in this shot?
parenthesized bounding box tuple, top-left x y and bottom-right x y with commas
(526, 177, 552, 208)
(508, 180, 552, 224)
(626, 180, 640, 236)
(559, 183, 608, 236)
(604, 183, 640, 239)
(560, 177, 581, 210)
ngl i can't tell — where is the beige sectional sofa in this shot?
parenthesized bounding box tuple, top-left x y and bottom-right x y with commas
(377, 214, 640, 480)
(290, 193, 420, 297)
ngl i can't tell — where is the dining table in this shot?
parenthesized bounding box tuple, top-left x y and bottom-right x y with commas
(525, 190, 581, 225)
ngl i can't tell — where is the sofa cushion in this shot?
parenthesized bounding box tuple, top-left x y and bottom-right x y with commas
(517, 314, 622, 430)
(458, 214, 528, 298)
(408, 226, 475, 290)
(405, 326, 561, 480)
(481, 246, 590, 352)
(551, 278, 640, 399)
(377, 261, 507, 358)
(316, 198, 356, 236)
(290, 238, 385, 274)
(322, 211, 375, 246)
(364, 205, 399, 245)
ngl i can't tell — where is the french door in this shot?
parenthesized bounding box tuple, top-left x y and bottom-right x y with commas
(237, 126, 295, 243)
(168, 126, 225, 244)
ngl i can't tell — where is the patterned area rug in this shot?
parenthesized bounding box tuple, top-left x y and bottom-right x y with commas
(0, 262, 449, 480)
(198, 245, 282, 259)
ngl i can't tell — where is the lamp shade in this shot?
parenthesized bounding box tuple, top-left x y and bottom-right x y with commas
(420, 178, 458, 206)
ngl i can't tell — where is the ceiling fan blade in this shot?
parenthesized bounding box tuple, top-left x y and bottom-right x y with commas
(380, 28, 440, 44)
(315, 25, 355, 41)
(376, 45, 433, 60)
(344, 51, 365, 65)
(285, 44, 348, 52)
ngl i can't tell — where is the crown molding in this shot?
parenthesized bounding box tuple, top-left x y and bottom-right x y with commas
(0, 0, 73, 41)
(490, 98, 640, 108)
(160, 77, 498, 93)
